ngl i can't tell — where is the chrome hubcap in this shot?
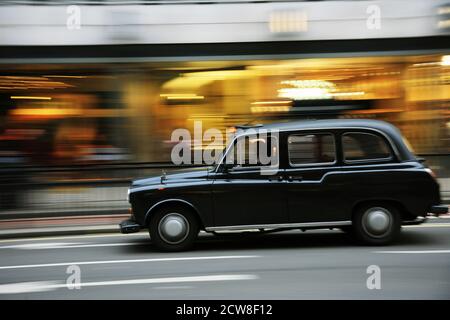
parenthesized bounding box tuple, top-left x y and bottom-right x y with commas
(362, 207, 392, 237)
(158, 213, 189, 244)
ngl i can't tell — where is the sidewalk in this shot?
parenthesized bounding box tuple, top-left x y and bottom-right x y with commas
(0, 214, 129, 239)
(0, 206, 130, 220)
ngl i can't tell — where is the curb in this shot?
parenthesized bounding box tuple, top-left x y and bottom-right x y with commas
(0, 207, 130, 220)
(0, 225, 122, 240)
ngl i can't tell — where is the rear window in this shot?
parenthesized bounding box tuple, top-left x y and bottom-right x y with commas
(342, 132, 391, 162)
(288, 133, 336, 165)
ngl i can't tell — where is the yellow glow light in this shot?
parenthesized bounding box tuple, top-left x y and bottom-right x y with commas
(10, 96, 52, 100)
(441, 55, 450, 66)
(11, 108, 80, 116)
(166, 96, 204, 100)
(160, 93, 197, 97)
(251, 106, 290, 113)
(332, 92, 365, 97)
(278, 88, 332, 100)
(161, 93, 205, 100)
(251, 100, 292, 105)
(43, 75, 87, 79)
(281, 80, 335, 89)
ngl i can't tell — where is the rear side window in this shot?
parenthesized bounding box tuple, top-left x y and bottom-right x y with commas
(342, 132, 391, 162)
(288, 133, 336, 165)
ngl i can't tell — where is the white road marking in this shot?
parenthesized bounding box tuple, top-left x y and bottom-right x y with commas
(375, 250, 450, 254)
(0, 242, 84, 250)
(0, 281, 62, 294)
(0, 274, 258, 294)
(0, 242, 140, 250)
(0, 232, 146, 244)
(404, 223, 450, 228)
(0, 255, 260, 270)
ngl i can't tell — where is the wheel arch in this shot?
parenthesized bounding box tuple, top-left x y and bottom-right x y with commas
(144, 199, 204, 229)
(351, 199, 415, 221)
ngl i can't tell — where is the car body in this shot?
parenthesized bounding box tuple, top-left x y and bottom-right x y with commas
(120, 119, 448, 251)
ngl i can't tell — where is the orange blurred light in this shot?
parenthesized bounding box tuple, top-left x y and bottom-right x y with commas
(11, 108, 80, 116)
(10, 96, 52, 100)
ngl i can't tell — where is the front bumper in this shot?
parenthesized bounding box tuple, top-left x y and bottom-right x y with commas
(429, 205, 449, 215)
(119, 218, 141, 234)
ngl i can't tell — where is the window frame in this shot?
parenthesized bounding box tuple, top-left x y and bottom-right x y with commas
(287, 131, 337, 168)
(341, 131, 394, 164)
(221, 133, 280, 172)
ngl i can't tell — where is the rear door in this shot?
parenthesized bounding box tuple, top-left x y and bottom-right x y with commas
(285, 131, 343, 223)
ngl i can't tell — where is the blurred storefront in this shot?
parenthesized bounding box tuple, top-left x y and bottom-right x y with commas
(1, 54, 449, 165)
(0, 0, 448, 217)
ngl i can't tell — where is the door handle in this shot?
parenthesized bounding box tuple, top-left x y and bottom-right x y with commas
(287, 175, 303, 182)
(268, 175, 284, 182)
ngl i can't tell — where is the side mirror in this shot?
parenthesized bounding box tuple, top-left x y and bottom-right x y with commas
(221, 162, 234, 173)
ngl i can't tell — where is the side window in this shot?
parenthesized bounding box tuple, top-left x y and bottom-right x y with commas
(288, 133, 336, 165)
(230, 135, 278, 168)
(342, 132, 391, 162)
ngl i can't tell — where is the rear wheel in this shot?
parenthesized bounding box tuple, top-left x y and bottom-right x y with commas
(352, 204, 401, 245)
(149, 205, 199, 252)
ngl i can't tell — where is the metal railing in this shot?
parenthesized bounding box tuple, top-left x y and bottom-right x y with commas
(0, 162, 205, 187)
(0, 0, 327, 6)
(0, 154, 448, 218)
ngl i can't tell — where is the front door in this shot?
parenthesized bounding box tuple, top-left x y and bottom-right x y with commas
(212, 133, 288, 227)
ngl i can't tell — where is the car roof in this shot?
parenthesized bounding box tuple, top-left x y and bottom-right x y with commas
(259, 118, 396, 132)
(241, 119, 416, 161)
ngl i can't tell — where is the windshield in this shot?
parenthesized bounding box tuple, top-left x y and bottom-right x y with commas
(211, 133, 236, 171)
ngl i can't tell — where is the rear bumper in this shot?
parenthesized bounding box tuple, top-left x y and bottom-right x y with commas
(429, 205, 449, 215)
(403, 216, 427, 226)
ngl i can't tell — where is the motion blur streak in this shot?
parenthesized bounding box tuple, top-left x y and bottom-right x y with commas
(0, 1, 449, 300)
(2, 54, 449, 216)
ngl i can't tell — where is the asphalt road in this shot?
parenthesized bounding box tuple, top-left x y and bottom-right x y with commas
(0, 220, 449, 299)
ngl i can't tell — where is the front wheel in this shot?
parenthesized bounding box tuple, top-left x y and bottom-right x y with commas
(149, 205, 199, 252)
(352, 204, 401, 245)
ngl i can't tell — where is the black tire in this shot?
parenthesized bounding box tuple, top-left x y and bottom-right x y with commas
(352, 203, 401, 245)
(149, 205, 199, 252)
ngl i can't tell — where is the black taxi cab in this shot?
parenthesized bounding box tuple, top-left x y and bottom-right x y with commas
(120, 119, 447, 251)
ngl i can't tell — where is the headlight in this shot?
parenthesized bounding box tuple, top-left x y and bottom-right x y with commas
(127, 188, 131, 202)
